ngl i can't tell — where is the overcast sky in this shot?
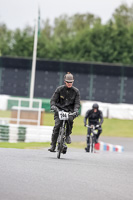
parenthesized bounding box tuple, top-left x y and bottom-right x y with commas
(0, 0, 133, 30)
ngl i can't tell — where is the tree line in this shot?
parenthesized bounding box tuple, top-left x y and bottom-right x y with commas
(0, 3, 133, 65)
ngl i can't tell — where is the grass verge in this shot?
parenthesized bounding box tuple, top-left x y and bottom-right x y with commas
(0, 142, 85, 149)
(0, 110, 11, 118)
(0, 142, 86, 149)
(68, 142, 86, 149)
(44, 113, 133, 137)
(0, 142, 50, 149)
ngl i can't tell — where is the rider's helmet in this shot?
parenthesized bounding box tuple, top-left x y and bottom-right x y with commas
(64, 72, 74, 82)
(92, 103, 99, 110)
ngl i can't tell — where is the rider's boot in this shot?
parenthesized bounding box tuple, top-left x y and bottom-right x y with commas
(66, 135, 71, 144)
(48, 133, 58, 152)
(85, 146, 90, 152)
(62, 144, 67, 154)
(48, 144, 56, 152)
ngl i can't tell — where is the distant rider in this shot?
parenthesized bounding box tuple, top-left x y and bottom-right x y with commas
(48, 72, 80, 153)
(84, 103, 103, 152)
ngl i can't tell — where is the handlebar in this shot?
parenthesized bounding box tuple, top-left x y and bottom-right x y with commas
(86, 125, 95, 129)
(86, 124, 99, 129)
(86, 125, 99, 135)
(51, 110, 76, 116)
(69, 112, 77, 116)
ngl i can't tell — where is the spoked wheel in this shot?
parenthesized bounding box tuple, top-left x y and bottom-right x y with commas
(57, 128, 64, 159)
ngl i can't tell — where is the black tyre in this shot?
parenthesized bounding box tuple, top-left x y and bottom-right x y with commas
(57, 128, 64, 159)
(57, 145, 61, 159)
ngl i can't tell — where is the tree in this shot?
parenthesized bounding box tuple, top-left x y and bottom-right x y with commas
(70, 13, 101, 32)
(11, 26, 34, 57)
(0, 23, 12, 56)
(1, 4, 133, 65)
(112, 3, 133, 27)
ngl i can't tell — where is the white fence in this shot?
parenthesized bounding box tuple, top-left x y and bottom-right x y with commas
(0, 124, 53, 143)
(81, 101, 133, 120)
(0, 96, 43, 126)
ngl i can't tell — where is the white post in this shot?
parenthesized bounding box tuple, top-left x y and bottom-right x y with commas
(38, 100, 42, 126)
(29, 18, 38, 108)
(17, 99, 21, 125)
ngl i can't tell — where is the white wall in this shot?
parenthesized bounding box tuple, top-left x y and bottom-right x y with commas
(81, 101, 133, 120)
(0, 124, 53, 143)
(0, 95, 9, 110)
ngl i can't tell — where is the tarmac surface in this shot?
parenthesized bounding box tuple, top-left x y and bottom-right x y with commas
(0, 137, 133, 200)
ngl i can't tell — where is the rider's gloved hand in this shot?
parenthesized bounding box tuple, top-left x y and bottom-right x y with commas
(73, 109, 79, 117)
(51, 105, 59, 112)
(96, 124, 99, 128)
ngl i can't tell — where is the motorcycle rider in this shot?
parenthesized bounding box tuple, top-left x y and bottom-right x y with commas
(48, 72, 80, 153)
(84, 103, 103, 152)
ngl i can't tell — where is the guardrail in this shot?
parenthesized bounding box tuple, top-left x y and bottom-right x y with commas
(0, 124, 53, 143)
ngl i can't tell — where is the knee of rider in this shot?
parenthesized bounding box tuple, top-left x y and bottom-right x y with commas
(98, 130, 102, 136)
(55, 119, 61, 127)
(98, 128, 102, 134)
(53, 125, 60, 134)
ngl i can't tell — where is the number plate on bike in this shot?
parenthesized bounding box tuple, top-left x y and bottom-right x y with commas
(59, 111, 69, 120)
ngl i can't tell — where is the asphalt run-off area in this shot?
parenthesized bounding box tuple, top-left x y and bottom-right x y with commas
(0, 137, 133, 200)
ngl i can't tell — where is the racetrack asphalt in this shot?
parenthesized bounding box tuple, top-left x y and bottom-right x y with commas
(0, 137, 133, 200)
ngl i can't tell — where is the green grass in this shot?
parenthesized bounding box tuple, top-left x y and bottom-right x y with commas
(69, 142, 86, 149)
(102, 118, 133, 137)
(0, 142, 50, 149)
(44, 113, 133, 137)
(0, 110, 11, 118)
(0, 141, 86, 149)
